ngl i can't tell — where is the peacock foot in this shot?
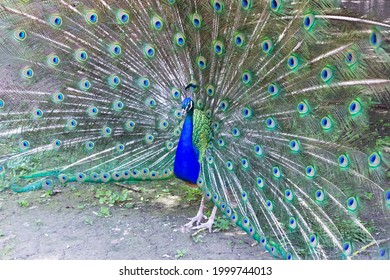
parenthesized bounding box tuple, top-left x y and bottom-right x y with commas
(191, 206, 217, 233)
(184, 211, 207, 228)
(184, 195, 206, 228)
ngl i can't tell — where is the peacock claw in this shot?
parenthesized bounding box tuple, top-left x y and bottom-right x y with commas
(191, 218, 215, 233)
(191, 205, 218, 233)
(184, 212, 207, 228)
(184, 195, 206, 228)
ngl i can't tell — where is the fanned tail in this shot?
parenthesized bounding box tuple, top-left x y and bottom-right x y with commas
(0, 0, 389, 259)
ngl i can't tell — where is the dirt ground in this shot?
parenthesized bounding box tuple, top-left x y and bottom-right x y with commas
(0, 179, 270, 260)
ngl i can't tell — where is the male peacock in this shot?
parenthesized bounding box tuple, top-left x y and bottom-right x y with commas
(0, 0, 389, 260)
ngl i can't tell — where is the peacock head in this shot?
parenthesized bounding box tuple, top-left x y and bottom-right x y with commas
(181, 97, 194, 115)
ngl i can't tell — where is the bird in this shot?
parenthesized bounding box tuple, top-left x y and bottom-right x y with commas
(0, 0, 389, 260)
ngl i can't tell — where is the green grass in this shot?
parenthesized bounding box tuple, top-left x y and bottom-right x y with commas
(18, 200, 29, 207)
(98, 207, 111, 217)
(214, 216, 231, 231)
(95, 186, 132, 207)
(175, 249, 186, 259)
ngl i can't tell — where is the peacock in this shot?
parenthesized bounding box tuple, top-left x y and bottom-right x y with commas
(0, 0, 389, 260)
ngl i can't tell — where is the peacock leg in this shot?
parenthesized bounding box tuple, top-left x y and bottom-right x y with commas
(184, 195, 207, 227)
(191, 205, 217, 233)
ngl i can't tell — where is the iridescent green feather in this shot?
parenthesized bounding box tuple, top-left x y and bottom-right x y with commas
(193, 109, 211, 162)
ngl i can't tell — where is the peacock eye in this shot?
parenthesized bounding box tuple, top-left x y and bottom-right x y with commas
(113, 100, 124, 111)
(315, 190, 325, 202)
(22, 67, 34, 79)
(270, 0, 281, 12)
(321, 116, 333, 130)
(266, 200, 273, 211)
(116, 143, 125, 152)
(151, 15, 164, 30)
(347, 197, 358, 211)
(345, 50, 357, 66)
(349, 99, 362, 115)
(226, 160, 234, 170)
(385, 190, 390, 206)
(67, 118, 77, 129)
(287, 55, 299, 70)
(144, 44, 156, 58)
(86, 11, 98, 24)
(303, 14, 315, 30)
(321, 67, 333, 82)
(79, 79, 91, 91)
(234, 32, 245, 47)
(109, 75, 120, 87)
(260, 236, 267, 247)
(338, 154, 350, 168)
(309, 234, 318, 248)
(211, 0, 224, 13)
(125, 120, 135, 131)
(52, 92, 64, 103)
(370, 30, 382, 48)
(305, 165, 316, 178)
(50, 15, 63, 27)
(343, 242, 352, 256)
(139, 77, 150, 89)
(75, 49, 88, 62)
(191, 13, 202, 28)
(59, 174, 68, 183)
(110, 43, 122, 56)
(19, 140, 30, 150)
(241, 158, 249, 169)
(42, 179, 53, 188)
(206, 84, 215, 96)
(174, 32, 186, 47)
(242, 70, 252, 85)
(241, 0, 252, 10)
(289, 217, 297, 229)
(242, 216, 250, 227)
(219, 100, 228, 111)
(132, 169, 140, 177)
(297, 101, 310, 115)
(145, 134, 154, 144)
(14, 29, 27, 41)
(213, 40, 224, 55)
(368, 152, 381, 168)
(0, 99, 4, 109)
(265, 116, 277, 129)
(289, 139, 300, 152)
(87, 106, 98, 117)
(196, 56, 207, 69)
(32, 109, 43, 119)
(261, 39, 273, 54)
(268, 83, 280, 96)
(254, 144, 263, 156)
(272, 166, 281, 178)
(285, 189, 294, 201)
(117, 10, 130, 24)
(146, 97, 156, 108)
(232, 127, 240, 137)
(102, 126, 112, 137)
(85, 141, 95, 150)
(256, 177, 265, 189)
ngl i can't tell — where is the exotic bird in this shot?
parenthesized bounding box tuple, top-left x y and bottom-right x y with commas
(0, 0, 389, 260)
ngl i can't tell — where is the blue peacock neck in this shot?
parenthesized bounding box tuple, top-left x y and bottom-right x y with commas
(173, 106, 200, 184)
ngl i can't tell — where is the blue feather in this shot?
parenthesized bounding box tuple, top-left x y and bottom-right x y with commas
(174, 112, 200, 184)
